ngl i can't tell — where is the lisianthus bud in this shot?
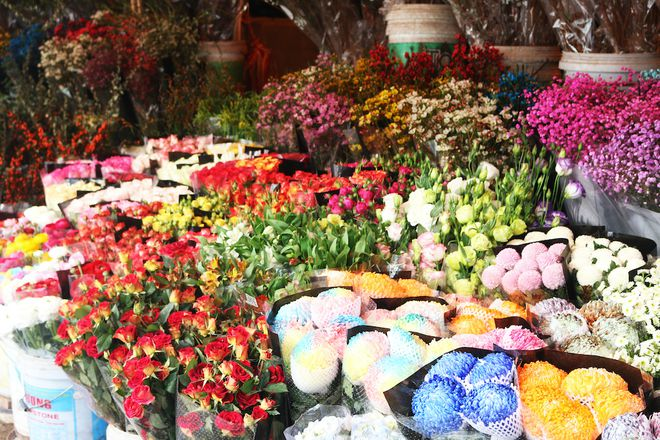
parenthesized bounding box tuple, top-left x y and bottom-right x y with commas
(445, 251, 462, 271)
(470, 233, 491, 252)
(492, 225, 512, 243)
(564, 180, 585, 199)
(452, 278, 475, 296)
(510, 219, 526, 236)
(456, 205, 474, 224)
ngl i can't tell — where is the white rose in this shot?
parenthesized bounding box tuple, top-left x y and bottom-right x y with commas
(446, 177, 467, 195)
(407, 204, 434, 231)
(387, 223, 403, 241)
(383, 193, 403, 210)
(477, 161, 500, 180)
(576, 265, 603, 286)
(380, 206, 398, 225)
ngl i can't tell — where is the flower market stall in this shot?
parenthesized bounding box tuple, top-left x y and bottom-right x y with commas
(0, 1, 658, 440)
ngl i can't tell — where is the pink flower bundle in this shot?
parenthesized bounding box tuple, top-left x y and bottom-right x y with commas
(451, 326, 546, 351)
(481, 242, 567, 296)
(525, 74, 659, 160)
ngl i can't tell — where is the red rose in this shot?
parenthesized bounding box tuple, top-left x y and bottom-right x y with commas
(114, 325, 137, 344)
(123, 396, 144, 419)
(236, 391, 259, 410)
(131, 385, 155, 405)
(177, 347, 197, 368)
(215, 411, 245, 437)
(109, 345, 130, 371)
(252, 406, 269, 422)
(56, 320, 70, 340)
(204, 338, 230, 362)
(228, 361, 252, 382)
(268, 365, 284, 384)
(211, 385, 231, 404)
(76, 316, 93, 334)
(177, 412, 203, 436)
(85, 336, 102, 359)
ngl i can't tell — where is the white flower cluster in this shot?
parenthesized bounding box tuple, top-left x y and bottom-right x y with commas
(602, 263, 659, 338)
(601, 263, 660, 377)
(0, 296, 64, 336)
(568, 235, 646, 293)
(293, 412, 404, 440)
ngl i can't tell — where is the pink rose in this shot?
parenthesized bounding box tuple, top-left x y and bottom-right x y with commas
(355, 202, 368, 215)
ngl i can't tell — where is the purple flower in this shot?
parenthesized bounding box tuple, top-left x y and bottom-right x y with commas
(555, 157, 573, 177)
(563, 180, 585, 200)
(544, 210, 568, 227)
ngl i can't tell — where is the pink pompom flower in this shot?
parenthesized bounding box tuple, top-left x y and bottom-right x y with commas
(481, 265, 505, 290)
(541, 263, 565, 290)
(495, 248, 521, 271)
(517, 270, 542, 293)
(501, 270, 521, 295)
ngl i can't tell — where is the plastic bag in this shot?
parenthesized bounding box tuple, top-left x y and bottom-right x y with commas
(284, 405, 351, 440)
(175, 393, 266, 440)
(539, 0, 658, 53)
(265, 0, 386, 62)
(446, 0, 556, 46)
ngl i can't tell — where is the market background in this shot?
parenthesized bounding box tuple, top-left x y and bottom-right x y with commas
(0, 0, 658, 439)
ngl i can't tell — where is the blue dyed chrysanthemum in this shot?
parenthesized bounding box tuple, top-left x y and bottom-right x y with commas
(426, 351, 477, 382)
(462, 383, 518, 425)
(271, 296, 314, 334)
(466, 352, 514, 385)
(329, 314, 365, 329)
(412, 377, 466, 436)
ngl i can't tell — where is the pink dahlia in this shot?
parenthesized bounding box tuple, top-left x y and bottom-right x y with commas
(521, 242, 548, 261)
(517, 270, 542, 293)
(541, 263, 566, 290)
(536, 251, 560, 271)
(495, 248, 521, 270)
(481, 266, 505, 290)
(501, 270, 522, 295)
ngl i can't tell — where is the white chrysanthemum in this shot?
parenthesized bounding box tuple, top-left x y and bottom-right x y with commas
(575, 235, 596, 249)
(508, 239, 525, 245)
(616, 247, 644, 264)
(576, 266, 603, 286)
(524, 231, 547, 243)
(607, 267, 631, 290)
(608, 241, 626, 252)
(594, 254, 621, 273)
(593, 237, 611, 248)
(568, 257, 590, 272)
(626, 259, 646, 270)
(591, 248, 614, 260)
(570, 247, 593, 263)
(546, 226, 574, 245)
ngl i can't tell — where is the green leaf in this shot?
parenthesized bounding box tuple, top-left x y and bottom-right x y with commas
(239, 378, 256, 394)
(74, 305, 92, 319)
(150, 414, 167, 430)
(158, 303, 175, 325)
(264, 383, 288, 393)
(165, 372, 177, 394)
(96, 334, 113, 352)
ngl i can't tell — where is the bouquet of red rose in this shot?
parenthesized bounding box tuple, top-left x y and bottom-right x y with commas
(174, 304, 287, 439)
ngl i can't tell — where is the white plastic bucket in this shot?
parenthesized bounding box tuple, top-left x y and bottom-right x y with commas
(385, 4, 459, 65)
(0, 339, 29, 437)
(106, 423, 141, 440)
(495, 46, 561, 82)
(19, 350, 108, 440)
(0, 340, 11, 398)
(559, 51, 660, 81)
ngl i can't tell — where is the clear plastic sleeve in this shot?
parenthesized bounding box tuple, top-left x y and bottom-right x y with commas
(539, 0, 658, 53)
(265, 0, 386, 61)
(283, 404, 351, 440)
(446, 0, 556, 45)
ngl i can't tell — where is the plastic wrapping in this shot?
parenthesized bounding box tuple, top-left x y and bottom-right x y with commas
(266, 0, 386, 61)
(283, 404, 405, 440)
(446, 0, 556, 45)
(564, 167, 660, 252)
(175, 393, 267, 440)
(539, 0, 658, 53)
(384, 348, 522, 440)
